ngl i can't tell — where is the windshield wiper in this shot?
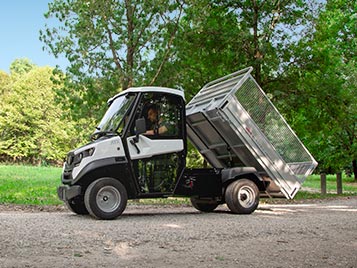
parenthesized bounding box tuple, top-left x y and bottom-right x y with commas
(90, 130, 117, 140)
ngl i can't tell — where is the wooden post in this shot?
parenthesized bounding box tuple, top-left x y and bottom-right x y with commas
(336, 172, 343, 194)
(321, 173, 327, 195)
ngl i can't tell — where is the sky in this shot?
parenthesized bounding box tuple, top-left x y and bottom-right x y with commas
(0, 0, 68, 73)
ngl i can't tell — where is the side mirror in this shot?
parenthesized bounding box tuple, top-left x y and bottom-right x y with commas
(134, 118, 146, 142)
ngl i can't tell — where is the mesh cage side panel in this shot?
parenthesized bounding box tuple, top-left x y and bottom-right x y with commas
(235, 78, 312, 174)
(187, 71, 248, 109)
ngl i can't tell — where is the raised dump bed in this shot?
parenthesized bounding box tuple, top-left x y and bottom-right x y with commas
(186, 67, 318, 198)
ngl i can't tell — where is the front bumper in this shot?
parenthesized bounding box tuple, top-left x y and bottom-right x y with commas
(57, 185, 81, 201)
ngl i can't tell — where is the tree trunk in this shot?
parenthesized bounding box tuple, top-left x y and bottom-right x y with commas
(252, 0, 262, 85)
(124, 0, 135, 90)
(353, 159, 357, 181)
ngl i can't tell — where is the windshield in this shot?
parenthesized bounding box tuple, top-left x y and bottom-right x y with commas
(96, 93, 136, 135)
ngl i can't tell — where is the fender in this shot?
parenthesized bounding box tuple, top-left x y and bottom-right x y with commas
(221, 167, 264, 185)
(73, 157, 137, 198)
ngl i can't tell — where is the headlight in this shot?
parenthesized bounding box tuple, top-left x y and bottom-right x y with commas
(72, 147, 95, 166)
(66, 154, 74, 165)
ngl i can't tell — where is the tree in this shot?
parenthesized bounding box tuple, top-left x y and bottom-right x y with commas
(0, 70, 10, 95)
(40, 0, 184, 129)
(9, 58, 36, 76)
(0, 63, 78, 164)
(217, 0, 317, 86)
(283, 0, 357, 178)
(154, 0, 318, 101)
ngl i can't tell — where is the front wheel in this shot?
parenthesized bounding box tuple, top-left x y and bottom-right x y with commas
(225, 179, 259, 214)
(65, 196, 89, 215)
(190, 197, 219, 212)
(84, 178, 128, 220)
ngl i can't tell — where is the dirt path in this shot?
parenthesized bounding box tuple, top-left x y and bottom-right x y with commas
(1, 197, 357, 268)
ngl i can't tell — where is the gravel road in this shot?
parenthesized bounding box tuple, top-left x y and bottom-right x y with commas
(1, 197, 357, 268)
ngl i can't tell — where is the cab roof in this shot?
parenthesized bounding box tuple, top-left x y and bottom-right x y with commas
(109, 86, 185, 103)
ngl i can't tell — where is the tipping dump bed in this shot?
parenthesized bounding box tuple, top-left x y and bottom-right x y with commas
(185, 67, 317, 198)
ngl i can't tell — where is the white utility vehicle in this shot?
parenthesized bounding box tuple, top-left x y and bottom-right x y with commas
(58, 67, 317, 219)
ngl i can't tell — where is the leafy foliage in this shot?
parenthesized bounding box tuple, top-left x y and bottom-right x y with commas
(40, 0, 184, 131)
(153, 0, 316, 101)
(9, 58, 36, 75)
(283, 0, 357, 175)
(0, 70, 10, 95)
(0, 62, 79, 164)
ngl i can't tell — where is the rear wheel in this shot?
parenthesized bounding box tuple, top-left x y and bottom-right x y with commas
(84, 177, 128, 220)
(65, 197, 89, 215)
(225, 179, 259, 214)
(190, 197, 218, 212)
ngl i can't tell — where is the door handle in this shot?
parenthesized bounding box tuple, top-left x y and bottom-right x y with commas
(130, 139, 140, 154)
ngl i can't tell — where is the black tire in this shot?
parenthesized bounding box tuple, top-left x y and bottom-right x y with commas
(84, 177, 128, 220)
(65, 197, 89, 215)
(190, 197, 218, 212)
(225, 179, 259, 214)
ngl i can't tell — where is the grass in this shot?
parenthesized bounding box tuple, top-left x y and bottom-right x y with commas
(0, 164, 191, 206)
(0, 164, 62, 205)
(298, 173, 357, 199)
(0, 164, 356, 206)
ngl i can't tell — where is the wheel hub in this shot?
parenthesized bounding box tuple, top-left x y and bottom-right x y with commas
(96, 186, 121, 213)
(238, 186, 255, 208)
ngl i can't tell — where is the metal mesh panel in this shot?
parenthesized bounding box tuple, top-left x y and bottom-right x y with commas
(186, 68, 251, 111)
(235, 77, 312, 175)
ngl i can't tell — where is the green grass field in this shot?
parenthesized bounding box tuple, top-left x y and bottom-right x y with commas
(0, 164, 356, 206)
(301, 173, 357, 193)
(294, 173, 357, 199)
(0, 164, 62, 205)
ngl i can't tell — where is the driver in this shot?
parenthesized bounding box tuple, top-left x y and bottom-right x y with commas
(145, 104, 168, 135)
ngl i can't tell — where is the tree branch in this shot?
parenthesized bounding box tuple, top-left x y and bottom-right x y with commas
(105, 24, 123, 77)
(149, 1, 183, 85)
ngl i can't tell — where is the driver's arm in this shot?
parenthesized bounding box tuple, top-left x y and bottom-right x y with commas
(145, 125, 167, 135)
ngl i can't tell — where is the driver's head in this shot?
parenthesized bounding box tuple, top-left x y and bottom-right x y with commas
(147, 104, 159, 123)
